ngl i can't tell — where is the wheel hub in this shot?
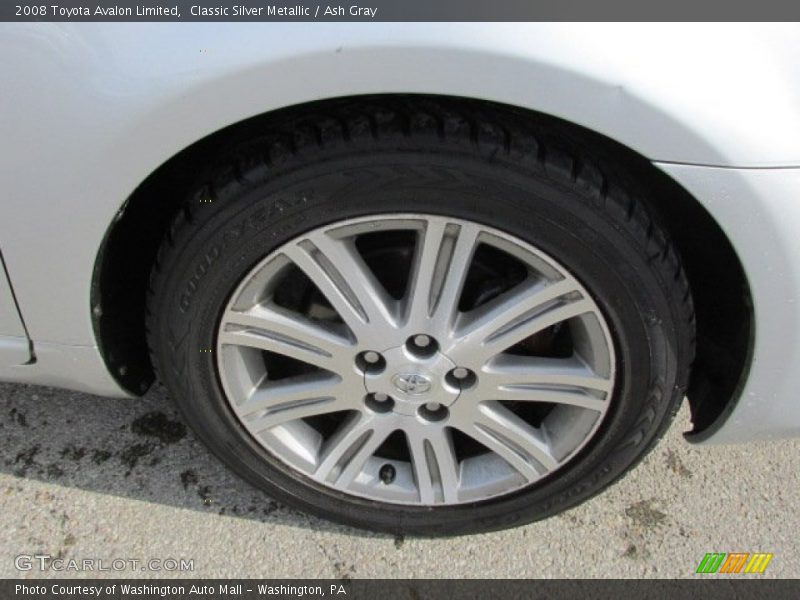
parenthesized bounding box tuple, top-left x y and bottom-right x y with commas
(363, 344, 460, 416)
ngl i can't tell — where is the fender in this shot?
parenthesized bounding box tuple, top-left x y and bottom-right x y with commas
(0, 22, 797, 362)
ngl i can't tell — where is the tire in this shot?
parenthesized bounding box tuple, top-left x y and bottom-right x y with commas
(146, 97, 695, 535)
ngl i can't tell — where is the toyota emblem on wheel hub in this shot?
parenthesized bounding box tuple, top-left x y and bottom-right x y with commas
(392, 373, 432, 395)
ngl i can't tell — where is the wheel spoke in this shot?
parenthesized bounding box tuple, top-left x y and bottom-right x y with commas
(481, 355, 612, 411)
(457, 401, 559, 481)
(452, 278, 592, 365)
(314, 414, 394, 489)
(404, 219, 448, 324)
(220, 303, 353, 371)
(406, 428, 460, 504)
(243, 381, 356, 434)
(405, 220, 481, 334)
(282, 233, 396, 346)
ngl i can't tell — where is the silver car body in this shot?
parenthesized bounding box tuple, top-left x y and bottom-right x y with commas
(0, 23, 799, 443)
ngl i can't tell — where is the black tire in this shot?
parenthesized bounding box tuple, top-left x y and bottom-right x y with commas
(146, 97, 695, 535)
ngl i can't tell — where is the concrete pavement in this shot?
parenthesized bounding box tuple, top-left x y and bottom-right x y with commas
(1, 381, 797, 579)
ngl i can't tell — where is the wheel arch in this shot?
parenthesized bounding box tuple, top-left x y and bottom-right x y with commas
(92, 94, 753, 439)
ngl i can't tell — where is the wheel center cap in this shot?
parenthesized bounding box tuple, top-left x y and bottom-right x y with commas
(391, 373, 432, 395)
(362, 343, 460, 415)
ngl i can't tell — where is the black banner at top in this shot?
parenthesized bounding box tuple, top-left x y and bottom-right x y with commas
(3, 0, 800, 21)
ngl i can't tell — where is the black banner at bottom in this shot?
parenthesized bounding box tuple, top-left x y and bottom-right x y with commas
(3, 579, 799, 600)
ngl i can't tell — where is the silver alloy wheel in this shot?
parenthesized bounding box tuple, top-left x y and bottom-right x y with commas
(217, 214, 616, 506)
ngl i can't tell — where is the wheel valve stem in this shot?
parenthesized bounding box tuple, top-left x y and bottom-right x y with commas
(379, 464, 396, 484)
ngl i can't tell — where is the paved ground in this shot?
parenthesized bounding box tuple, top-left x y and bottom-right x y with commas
(0, 381, 797, 579)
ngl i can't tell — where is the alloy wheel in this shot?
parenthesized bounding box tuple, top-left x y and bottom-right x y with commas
(217, 214, 616, 505)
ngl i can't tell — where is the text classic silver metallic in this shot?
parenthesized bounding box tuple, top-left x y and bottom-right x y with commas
(1, 23, 799, 534)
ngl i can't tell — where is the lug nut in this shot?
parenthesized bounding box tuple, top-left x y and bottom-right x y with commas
(406, 334, 439, 357)
(413, 334, 431, 348)
(446, 367, 477, 389)
(452, 367, 469, 379)
(418, 403, 449, 422)
(358, 350, 387, 373)
(365, 393, 393, 413)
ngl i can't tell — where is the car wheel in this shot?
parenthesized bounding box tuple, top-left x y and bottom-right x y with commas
(147, 98, 694, 535)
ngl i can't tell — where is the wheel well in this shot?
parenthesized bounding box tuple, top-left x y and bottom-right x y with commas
(92, 94, 753, 435)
